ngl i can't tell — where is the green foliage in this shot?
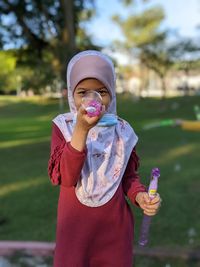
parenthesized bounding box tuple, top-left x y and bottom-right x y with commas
(0, 0, 97, 92)
(0, 51, 17, 91)
(168, 39, 200, 72)
(0, 51, 16, 74)
(0, 49, 57, 93)
(0, 0, 95, 55)
(0, 0, 94, 49)
(113, 6, 166, 49)
(141, 45, 172, 78)
(120, 0, 150, 6)
(15, 48, 57, 92)
(174, 59, 200, 72)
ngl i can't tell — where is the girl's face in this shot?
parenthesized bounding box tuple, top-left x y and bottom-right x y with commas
(73, 78, 111, 111)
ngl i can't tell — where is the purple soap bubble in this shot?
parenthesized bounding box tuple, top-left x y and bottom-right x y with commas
(82, 91, 102, 117)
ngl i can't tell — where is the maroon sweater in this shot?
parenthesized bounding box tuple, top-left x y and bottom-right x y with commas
(48, 123, 146, 267)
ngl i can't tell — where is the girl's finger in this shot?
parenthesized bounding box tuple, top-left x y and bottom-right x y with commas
(143, 193, 151, 204)
(145, 202, 160, 211)
(144, 210, 157, 216)
(151, 198, 160, 204)
(144, 205, 160, 214)
(151, 194, 161, 204)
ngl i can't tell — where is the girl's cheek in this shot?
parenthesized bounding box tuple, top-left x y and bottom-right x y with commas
(105, 99, 111, 109)
(74, 97, 82, 110)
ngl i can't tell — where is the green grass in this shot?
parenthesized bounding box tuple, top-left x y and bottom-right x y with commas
(0, 95, 200, 254)
(118, 95, 200, 248)
(0, 96, 62, 241)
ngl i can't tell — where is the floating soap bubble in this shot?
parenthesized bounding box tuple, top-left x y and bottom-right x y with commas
(82, 91, 102, 117)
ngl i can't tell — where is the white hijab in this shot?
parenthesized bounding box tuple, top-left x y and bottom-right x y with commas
(53, 50, 138, 207)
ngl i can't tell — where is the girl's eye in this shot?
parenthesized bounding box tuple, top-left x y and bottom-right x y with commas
(77, 91, 86, 95)
(98, 90, 108, 96)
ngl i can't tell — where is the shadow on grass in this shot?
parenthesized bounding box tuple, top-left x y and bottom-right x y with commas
(2, 251, 53, 267)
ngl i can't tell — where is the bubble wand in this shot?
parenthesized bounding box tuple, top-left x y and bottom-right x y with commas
(143, 119, 176, 130)
(138, 167, 160, 246)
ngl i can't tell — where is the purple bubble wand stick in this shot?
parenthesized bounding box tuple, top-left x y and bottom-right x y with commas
(138, 167, 160, 247)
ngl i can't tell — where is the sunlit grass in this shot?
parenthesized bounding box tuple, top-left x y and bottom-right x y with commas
(0, 136, 50, 148)
(0, 178, 46, 197)
(156, 143, 197, 164)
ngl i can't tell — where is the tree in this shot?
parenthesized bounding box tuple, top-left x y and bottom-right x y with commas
(169, 39, 200, 95)
(113, 6, 166, 49)
(0, 0, 96, 91)
(0, 0, 94, 53)
(112, 5, 168, 96)
(140, 44, 173, 97)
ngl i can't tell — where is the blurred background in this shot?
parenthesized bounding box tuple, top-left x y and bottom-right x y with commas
(0, 0, 200, 266)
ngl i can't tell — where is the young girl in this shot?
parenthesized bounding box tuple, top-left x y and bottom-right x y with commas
(48, 50, 161, 267)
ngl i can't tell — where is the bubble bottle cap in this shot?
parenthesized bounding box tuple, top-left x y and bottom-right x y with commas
(82, 91, 102, 117)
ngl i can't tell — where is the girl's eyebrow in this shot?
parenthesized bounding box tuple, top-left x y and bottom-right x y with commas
(76, 87, 107, 91)
(75, 88, 87, 91)
(77, 87, 87, 90)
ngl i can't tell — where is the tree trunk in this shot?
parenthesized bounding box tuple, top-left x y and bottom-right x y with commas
(60, 0, 76, 54)
(160, 75, 166, 99)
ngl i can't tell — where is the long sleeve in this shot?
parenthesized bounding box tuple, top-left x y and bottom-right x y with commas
(48, 122, 87, 187)
(122, 148, 146, 206)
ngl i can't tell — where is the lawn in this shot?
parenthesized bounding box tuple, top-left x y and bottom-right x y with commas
(0, 95, 200, 265)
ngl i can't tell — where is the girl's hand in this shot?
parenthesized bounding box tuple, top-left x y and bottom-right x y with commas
(135, 192, 162, 216)
(70, 105, 105, 152)
(76, 105, 105, 132)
